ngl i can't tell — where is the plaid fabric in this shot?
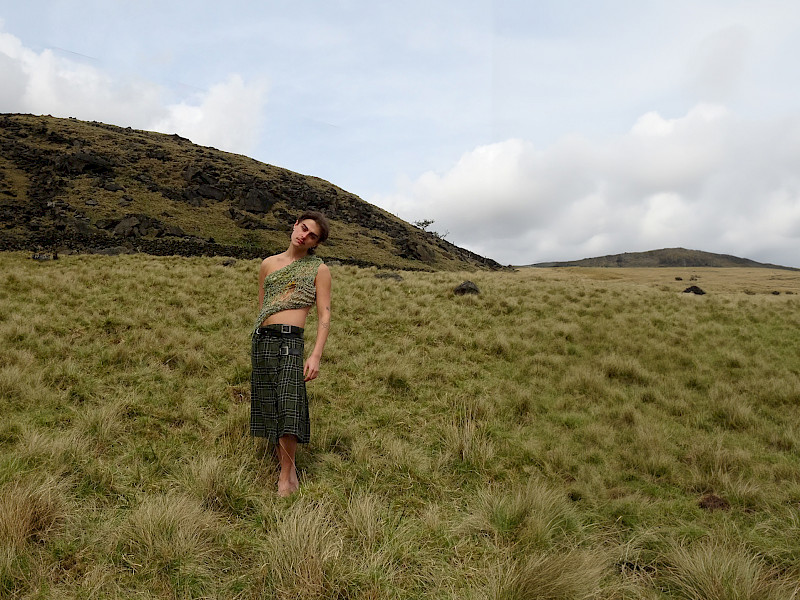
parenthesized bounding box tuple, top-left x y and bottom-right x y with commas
(250, 326, 310, 443)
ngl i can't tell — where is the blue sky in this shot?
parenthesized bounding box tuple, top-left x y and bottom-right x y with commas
(2, 0, 799, 267)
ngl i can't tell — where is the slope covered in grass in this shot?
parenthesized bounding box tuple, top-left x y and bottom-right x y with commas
(1, 253, 799, 599)
(0, 114, 499, 271)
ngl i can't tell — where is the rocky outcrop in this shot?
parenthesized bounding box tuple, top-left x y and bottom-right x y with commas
(106, 214, 187, 239)
(55, 151, 114, 174)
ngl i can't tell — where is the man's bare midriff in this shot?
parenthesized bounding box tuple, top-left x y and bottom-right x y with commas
(262, 307, 312, 328)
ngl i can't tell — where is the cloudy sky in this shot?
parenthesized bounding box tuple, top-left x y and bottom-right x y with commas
(2, 1, 799, 267)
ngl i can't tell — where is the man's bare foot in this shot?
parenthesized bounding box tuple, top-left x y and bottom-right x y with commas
(277, 468, 299, 497)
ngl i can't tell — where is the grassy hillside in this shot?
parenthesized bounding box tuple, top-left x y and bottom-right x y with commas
(2, 254, 800, 598)
(0, 114, 500, 271)
(529, 248, 798, 271)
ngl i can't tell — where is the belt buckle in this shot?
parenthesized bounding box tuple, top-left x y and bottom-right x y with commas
(281, 324, 292, 334)
(279, 346, 289, 356)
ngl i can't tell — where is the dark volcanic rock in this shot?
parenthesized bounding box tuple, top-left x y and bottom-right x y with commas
(109, 214, 186, 238)
(196, 184, 225, 201)
(683, 286, 706, 295)
(113, 216, 141, 238)
(56, 151, 114, 174)
(238, 188, 278, 213)
(454, 281, 480, 295)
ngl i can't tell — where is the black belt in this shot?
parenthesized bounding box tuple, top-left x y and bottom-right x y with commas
(256, 324, 304, 356)
(256, 324, 304, 336)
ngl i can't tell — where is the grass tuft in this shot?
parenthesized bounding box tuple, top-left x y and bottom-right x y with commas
(485, 550, 608, 600)
(113, 494, 223, 594)
(0, 477, 67, 550)
(256, 499, 344, 599)
(659, 541, 800, 600)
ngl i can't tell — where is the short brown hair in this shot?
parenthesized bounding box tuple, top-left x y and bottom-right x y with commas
(295, 211, 330, 253)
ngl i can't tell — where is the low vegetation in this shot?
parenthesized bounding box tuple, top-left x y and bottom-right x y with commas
(1, 253, 799, 599)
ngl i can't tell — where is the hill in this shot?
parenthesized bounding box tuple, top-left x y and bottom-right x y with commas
(528, 247, 797, 270)
(0, 113, 501, 270)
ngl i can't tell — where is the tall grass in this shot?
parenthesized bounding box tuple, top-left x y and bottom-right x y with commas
(1, 252, 799, 598)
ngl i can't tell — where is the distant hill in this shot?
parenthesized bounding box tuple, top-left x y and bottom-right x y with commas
(528, 248, 797, 271)
(0, 114, 501, 270)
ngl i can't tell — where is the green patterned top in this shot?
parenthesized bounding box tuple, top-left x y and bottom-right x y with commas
(253, 255, 323, 334)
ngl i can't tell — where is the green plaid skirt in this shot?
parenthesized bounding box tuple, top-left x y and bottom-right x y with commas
(250, 325, 310, 444)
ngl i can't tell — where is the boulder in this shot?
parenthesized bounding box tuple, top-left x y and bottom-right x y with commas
(454, 281, 480, 295)
(113, 216, 140, 237)
(196, 184, 225, 201)
(95, 218, 117, 230)
(56, 151, 113, 174)
(397, 238, 436, 263)
(238, 188, 278, 213)
(182, 166, 216, 184)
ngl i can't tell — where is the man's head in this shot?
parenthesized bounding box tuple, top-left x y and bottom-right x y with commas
(291, 211, 329, 254)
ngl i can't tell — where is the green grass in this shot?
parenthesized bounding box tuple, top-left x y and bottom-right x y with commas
(1, 253, 799, 598)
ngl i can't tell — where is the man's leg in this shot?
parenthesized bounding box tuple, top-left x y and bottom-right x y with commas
(277, 434, 299, 496)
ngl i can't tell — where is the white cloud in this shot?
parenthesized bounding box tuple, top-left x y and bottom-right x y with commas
(0, 28, 267, 155)
(149, 75, 268, 153)
(376, 105, 800, 267)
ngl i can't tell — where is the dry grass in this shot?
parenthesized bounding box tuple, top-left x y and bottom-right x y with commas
(484, 550, 608, 600)
(113, 494, 224, 594)
(658, 541, 800, 600)
(1, 253, 799, 598)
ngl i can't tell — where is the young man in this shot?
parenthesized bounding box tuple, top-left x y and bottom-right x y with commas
(250, 211, 331, 496)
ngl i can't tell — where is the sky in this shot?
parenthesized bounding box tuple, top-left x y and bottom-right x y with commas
(1, 0, 799, 267)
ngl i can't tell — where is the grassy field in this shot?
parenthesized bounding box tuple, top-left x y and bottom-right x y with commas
(1, 252, 799, 599)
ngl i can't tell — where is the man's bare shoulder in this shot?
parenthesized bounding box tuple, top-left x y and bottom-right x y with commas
(260, 253, 286, 274)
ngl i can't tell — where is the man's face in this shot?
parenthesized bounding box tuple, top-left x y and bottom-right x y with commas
(293, 219, 321, 249)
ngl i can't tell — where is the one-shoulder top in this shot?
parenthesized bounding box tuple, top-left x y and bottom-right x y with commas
(253, 255, 323, 334)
